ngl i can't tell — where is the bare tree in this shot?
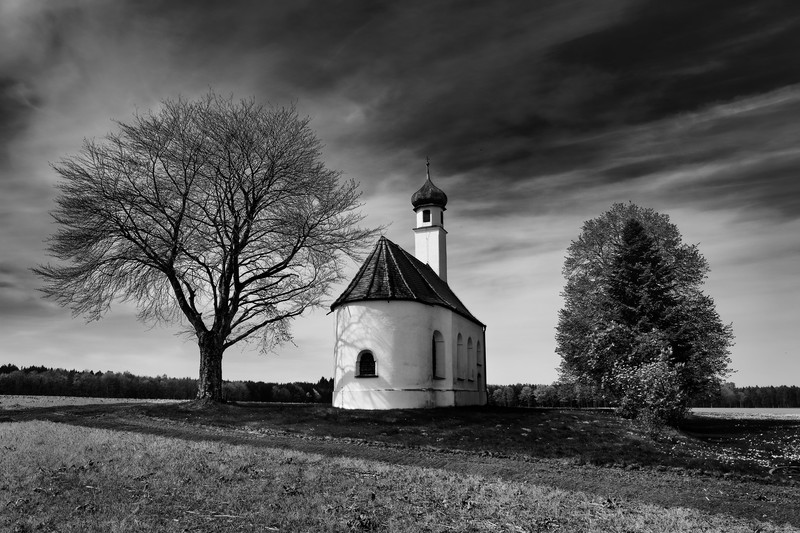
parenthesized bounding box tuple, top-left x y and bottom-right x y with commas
(35, 92, 379, 402)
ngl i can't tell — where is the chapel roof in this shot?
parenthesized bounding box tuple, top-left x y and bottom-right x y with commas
(330, 236, 483, 326)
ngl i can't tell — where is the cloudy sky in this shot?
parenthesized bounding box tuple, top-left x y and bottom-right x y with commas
(1, 0, 798, 387)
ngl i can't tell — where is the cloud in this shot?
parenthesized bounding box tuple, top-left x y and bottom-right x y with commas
(0, 0, 797, 385)
(0, 78, 40, 163)
(552, 1, 800, 117)
(595, 88, 800, 222)
(0, 263, 60, 319)
(10, 0, 796, 224)
(313, 0, 800, 186)
(320, 2, 632, 172)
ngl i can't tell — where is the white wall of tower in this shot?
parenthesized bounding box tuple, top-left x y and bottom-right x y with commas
(413, 205, 448, 281)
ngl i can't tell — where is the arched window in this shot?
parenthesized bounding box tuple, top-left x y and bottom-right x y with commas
(467, 337, 474, 381)
(423, 209, 431, 223)
(476, 341, 484, 390)
(357, 350, 377, 377)
(432, 331, 445, 379)
(456, 334, 465, 381)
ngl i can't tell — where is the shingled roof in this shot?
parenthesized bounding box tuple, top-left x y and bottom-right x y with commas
(331, 236, 483, 326)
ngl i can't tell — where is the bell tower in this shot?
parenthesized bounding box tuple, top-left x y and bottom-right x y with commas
(411, 159, 448, 281)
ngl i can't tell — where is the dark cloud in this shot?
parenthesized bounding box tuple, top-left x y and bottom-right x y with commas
(0, 78, 40, 163)
(552, 1, 800, 117)
(321, 0, 800, 194)
(0, 3, 112, 162)
(0, 262, 58, 319)
(0, 2, 617, 176)
(5, 0, 799, 225)
(324, 2, 800, 165)
(311, 3, 627, 177)
(666, 152, 800, 221)
(450, 85, 800, 224)
(112, 2, 613, 176)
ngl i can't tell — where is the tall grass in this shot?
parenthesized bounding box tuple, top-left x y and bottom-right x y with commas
(2, 421, 795, 532)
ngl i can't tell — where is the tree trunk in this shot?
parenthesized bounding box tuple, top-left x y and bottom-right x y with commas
(197, 333, 224, 402)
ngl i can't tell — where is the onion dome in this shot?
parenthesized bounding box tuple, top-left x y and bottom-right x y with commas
(411, 162, 448, 209)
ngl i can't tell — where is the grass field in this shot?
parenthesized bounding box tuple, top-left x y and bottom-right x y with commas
(2, 397, 799, 532)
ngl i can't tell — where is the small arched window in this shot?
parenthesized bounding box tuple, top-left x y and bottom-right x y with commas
(456, 333, 465, 381)
(423, 209, 431, 223)
(432, 330, 445, 379)
(357, 350, 377, 377)
(467, 337, 475, 381)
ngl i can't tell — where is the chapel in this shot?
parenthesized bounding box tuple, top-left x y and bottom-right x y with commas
(330, 164, 487, 409)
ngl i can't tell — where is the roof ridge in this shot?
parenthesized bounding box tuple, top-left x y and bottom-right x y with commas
(383, 239, 413, 297)
(384, 239, 400, 298)
(400, 245, 482, 324)
(332, 241, 379, 308)
(366, 240, 383, 296)
(398, 245, 450, 307)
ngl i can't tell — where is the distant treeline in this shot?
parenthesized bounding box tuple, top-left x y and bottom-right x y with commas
(0, 364, 333, 404)
(487, 383, 611, 409)
(3, 364, 797, 409)
(487, 382, 800, 409)
(692, 382, 800, 409)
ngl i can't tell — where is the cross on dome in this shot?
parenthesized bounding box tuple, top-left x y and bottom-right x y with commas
(411, 158, 448, 209)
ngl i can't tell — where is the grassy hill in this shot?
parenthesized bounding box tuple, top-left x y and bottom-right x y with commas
(1, 398, 799, 531)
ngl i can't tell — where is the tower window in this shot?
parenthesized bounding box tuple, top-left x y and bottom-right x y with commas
(423, 209, 431, 223)
(441, 212, 444, 224)
(357, 350, 377, 377)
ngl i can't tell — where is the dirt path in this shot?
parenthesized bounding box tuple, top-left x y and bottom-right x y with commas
(3, 403, 799, 528)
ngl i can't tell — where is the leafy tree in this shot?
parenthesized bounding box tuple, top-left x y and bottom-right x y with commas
(533, 385, 559, 408)
(490, 387, 505, 406)
(518, 385, 534, 407)
(0, 364, 19, 374)
(35, 92, 378, 402)
(503, 385, 517, 407)
(556, 203, 733, 425)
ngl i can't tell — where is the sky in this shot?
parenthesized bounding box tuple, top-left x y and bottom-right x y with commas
(0, 0, 798, 387)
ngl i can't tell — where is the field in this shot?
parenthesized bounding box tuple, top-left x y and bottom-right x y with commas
(1, 397, 799, 532)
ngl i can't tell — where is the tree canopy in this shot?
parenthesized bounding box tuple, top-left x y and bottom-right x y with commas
(35, 92, 379, 401)
(556, 203, 733, 424)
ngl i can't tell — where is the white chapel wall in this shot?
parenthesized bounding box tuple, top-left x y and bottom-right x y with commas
(333, 301, 451, 409)
(449, 312, 487, 406)
(333, 300, 486, 409)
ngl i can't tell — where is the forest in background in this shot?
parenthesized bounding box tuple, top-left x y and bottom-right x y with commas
(486, 382, 800, 409)
(0, 364, 332, 404)
(1, 364, 798, 408)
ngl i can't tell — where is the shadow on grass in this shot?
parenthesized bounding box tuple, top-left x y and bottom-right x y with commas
(5, 400, 800, 527)
(680, 415, 800, 476)
(5, 401, 799, 480)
